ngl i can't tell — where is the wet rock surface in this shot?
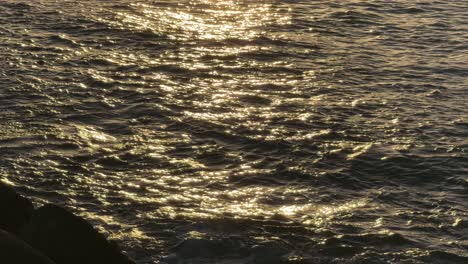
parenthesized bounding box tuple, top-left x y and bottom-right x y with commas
(20, 204, 135, 264)
(0, 230, 56, 264)
(0, 182, 34, 234)
(0, 181, 135, 264)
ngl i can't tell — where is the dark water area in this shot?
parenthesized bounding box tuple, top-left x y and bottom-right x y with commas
(1, 0, 467, 263)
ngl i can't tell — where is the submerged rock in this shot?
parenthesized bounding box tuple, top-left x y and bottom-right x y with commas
(0, 181, 34, 234)
(0, 229, 56, 264)
(20, 204, 135, 264)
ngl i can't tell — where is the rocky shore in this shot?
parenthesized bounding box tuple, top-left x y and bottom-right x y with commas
(0, 181, 135, 264)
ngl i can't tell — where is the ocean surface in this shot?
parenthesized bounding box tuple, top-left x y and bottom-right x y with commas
(1, 0, 467, 263)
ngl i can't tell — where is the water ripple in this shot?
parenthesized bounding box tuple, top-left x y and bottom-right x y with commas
(1, 0, 467, 263)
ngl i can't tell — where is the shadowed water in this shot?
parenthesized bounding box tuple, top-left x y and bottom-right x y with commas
(0, 0, 467, 263)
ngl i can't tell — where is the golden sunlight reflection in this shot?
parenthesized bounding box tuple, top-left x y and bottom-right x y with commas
(120, 163, 370, 225)
(137, 0, 288, 40)
(106, 0, 291, 41)
(77, 0, 368, 227)
(154, 187, 370, 227)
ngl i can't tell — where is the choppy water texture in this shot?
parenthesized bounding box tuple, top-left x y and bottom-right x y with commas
(1, 0, 467, 263)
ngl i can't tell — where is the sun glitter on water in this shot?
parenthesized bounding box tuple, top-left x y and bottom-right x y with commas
(71, 0, 371, 231)
(112, 0, 291, 41)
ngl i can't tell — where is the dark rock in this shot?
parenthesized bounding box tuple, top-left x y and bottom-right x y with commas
(0, 181, 34, 234)
(20, 204, 135, 264)
(0, 229, 56, 264)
